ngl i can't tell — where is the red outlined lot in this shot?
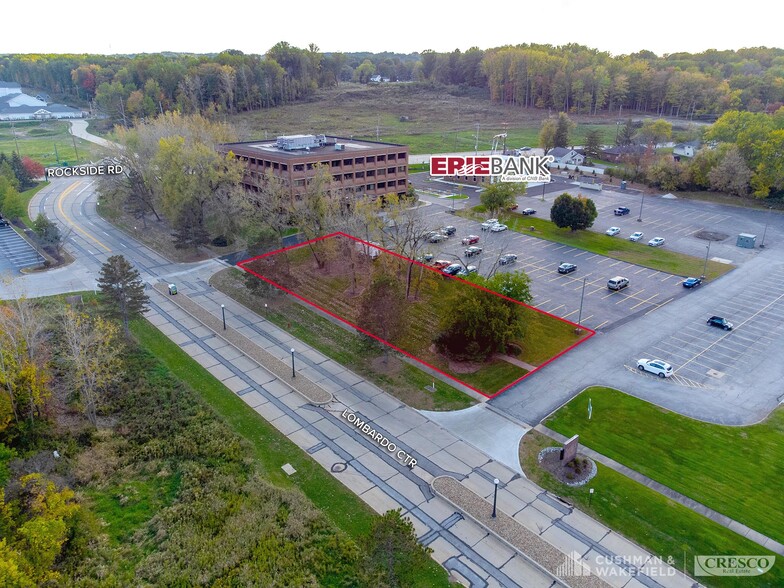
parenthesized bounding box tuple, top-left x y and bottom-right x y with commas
(239, 232, 595, 398)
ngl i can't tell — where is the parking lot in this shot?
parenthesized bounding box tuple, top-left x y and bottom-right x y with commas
(416, 207, 689, 332)
(630, 263, 784, 389)
(0, 223, 44, 273)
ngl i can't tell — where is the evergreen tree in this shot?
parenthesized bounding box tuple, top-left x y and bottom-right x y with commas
(366, 509, 434, 587)
(171, 205, 210, 250)
(10, 152, 34, 189)
(554, 112, 574, 148)
(32, 214, 62, 250)
(584, 129, 602, 160)
(617, 118, 637, 146)
(97, 255, 150, 334)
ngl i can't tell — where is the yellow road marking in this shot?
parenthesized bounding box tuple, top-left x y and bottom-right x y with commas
(57, 181, 111, 252)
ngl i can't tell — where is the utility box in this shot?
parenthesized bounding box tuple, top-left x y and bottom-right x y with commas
(736, 233, 756, 248)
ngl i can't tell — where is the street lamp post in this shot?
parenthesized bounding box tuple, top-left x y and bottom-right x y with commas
(541, 181, 546, 202)
(760, 206, 772, 248)
(701, 241, 711, 279)
(577, 277, 587, 326)
(589, 488, 594, 507)
(221, 304, 226, 330)
(290, 348, 296, 378)
(492, 478, 499, 518)
(637, 192, 645, 222)
(615, 121, 621, 144)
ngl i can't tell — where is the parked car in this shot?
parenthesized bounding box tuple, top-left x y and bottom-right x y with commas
(628, 231, 644, 242)
(614, 206, 631, 216)
(607, 276, 629, 290)
(521, 208, 537, 215)
(441, 225, 457, 236)
(427, 232, 448, 243)
(443, 264, 463, 276)
(432, 260, 451, 270)
(558, 262, 577, 274)
(490, 223, 508, 232)
(606, 227, 621, 236)
(464, 246, 483, 257)
(637, 358, 673, 378)
(499, 253, 518, 266)
(456, 265, 478, 277)
(707, 316, 733, 330)
(461, 235, 480, 245)
(416, 252, 434, 263)
(648, 237, 665, 247)
(507, 203, 519, 210)
(480, 219, 500, 230)
(683, 277, 702, 288)
(0, 218, 9, 228)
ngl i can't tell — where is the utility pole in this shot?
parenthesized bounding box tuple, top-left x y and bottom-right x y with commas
(11, 121, 21, 156)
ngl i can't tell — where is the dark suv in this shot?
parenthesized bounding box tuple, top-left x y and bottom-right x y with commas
(707, 316, 733, 331)
(614, 206, 631, 216)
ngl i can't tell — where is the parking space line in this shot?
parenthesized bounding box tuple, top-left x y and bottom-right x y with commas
(594, 320, 608, 330)
(629, 292, 658, 310)
(546, 305, 565, 313)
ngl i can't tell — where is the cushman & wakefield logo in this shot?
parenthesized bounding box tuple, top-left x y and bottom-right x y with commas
(694, 555, 775, 576)
(430, 155, 553, 182)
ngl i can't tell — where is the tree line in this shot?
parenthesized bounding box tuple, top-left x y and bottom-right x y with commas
(3, 43, 783, 127)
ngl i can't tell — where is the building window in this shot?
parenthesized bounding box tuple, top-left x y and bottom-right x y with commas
(306, 163, 314, 170)
(343, 173, 353, 180)
(367, 169, 375, 177)
(397, 179, 406, 186)
(378, 154, 386, 162)
(294, 164, 304, 172)
(273, 162, 279, 170)
(343, 158, 353, 166)
(281, 164, 288, 171)
(398, 166, 406, 173)
(355, 157, 365, 165)
(333, 175, 341, 182)
(356, 171, 365, 179)
(378, 181, 386, 189)
(367, 184, 375, 191)
(331, 160, 341, 167)
(387, 167, 395, 174)
(367, 156, 375, 163)
(294, 179, 306, 187)
(388, 153, 396, 161)
(398, 152, 406, 159)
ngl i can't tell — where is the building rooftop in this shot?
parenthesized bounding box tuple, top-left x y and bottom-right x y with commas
(221, 136, 406, 159)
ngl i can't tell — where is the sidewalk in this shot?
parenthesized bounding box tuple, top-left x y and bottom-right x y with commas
(145, 275, 695, 587)
(536, 425, 784, 557)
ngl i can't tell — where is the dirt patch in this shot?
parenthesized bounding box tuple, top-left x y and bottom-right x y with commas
(694, 230, 730, 242)
(370, 355, 403, 376)
(538, 448, 596, 487)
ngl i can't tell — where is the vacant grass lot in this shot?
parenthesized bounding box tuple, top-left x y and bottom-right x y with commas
(520, 430, 783, 588)
(545, 387, 784, 545)
(0, 120, 99, 166)
(211, 267, 475, 411)
(242, 235, 587, 396)
(462, 209, 734, 280)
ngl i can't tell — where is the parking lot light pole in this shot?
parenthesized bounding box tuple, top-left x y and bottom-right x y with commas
(291, 348, 296, 378)
(577, 277, 587, 326)
(221, 304, 226, 330)
(637, 192, 645, 222)
(760, 206, 772, 248)
(701, 241, 712, 279)
(541, 181, 546, 202)
(492, 478, 500, 518)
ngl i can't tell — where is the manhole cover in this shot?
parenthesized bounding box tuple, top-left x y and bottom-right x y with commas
(694, 230, 729, 242)
(331, 462, 348, 473)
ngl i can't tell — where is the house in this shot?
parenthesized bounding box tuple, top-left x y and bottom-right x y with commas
(547, 147, 585, 166)
(600, 144, 649, 163)
(673, 140, 700, 158)
(0, 80, 83, 121)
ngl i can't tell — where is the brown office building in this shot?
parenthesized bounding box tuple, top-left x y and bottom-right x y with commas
(219, 134, 409, 200)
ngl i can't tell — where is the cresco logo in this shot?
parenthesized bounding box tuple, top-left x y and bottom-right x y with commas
(694, 555, 775, 576)
(430, 155, 553, 182)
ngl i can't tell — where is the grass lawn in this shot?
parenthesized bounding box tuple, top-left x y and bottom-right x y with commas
(463, 209, 734, 280)
(131, 318, 453, 587)
(520, 430, 783, 587)
(241, 234, 587, 396)
(676, 190, 784, 212)
(211, 267, 476, 411)
(0, 120, 100, 166)
(545, 387, 784, 545)
(18, 182, 48, 226)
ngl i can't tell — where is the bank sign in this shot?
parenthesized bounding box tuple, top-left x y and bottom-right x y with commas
(430, 155, 553, 182)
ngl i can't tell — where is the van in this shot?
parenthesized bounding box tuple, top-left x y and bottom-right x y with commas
(607, 276, 629, 291)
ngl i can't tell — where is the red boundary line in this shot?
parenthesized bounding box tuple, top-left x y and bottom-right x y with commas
(238, 232, 595, 399)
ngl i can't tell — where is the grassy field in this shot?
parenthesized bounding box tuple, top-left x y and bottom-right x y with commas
(0, 120, 100, 166)
(545, 387, 784, 545)
(241, 235, 587, 396)
(211, 267, 476, 410)
(17, 182, 48, 226)
(520, 430, 783, 587)
(462, 209, 734, 280)
(231, 83, 621, 155)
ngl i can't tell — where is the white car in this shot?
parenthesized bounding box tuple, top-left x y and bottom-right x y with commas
(648, 237, 665, 247)
(629, 231, 644, 242)
(490, 223, 508, 232)
(481, 218, 500, 230)
(637, 358, 673, 378)
(606, 227, 621, 236)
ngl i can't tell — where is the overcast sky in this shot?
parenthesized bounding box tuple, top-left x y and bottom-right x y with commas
(4, 1, 782, 57)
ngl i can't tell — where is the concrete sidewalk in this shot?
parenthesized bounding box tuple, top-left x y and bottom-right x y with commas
(146, 275, 695, 587)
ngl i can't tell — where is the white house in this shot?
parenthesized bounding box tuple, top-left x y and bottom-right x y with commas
(0, 80, 83, 121)
(673, 140, 700, 158)
(547, 147, 585, 166)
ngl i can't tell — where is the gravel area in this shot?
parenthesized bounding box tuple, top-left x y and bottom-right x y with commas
(432, 476, 610, 588)
(152, 283, 333, 404)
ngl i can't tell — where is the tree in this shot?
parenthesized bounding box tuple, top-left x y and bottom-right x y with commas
(356, 272, 407, 363)
(583, 129, 602, 160)
(31, 214, 61, 252)
(616, 118, 637, 146)
(708, 145, 752, 196)
(366, 509, 433, 587)
(479, 182, 525, 217)
(639, 119, 672, 147)
(474, 271, 532, 304)
(550, 193, 598, 231)
(21, 157, 44, 181)
(59, 309, 122, 426)
(553, 112, 574, 148)
(97, 255, 150, 334)
(1, 187, 25, 221)
(538, 117, 557, 153)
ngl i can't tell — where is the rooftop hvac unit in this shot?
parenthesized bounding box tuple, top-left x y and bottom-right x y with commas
(275, 134, 327, 151)
(335, 144, 345, 150)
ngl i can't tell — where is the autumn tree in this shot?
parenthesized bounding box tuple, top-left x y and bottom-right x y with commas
(292, 165, 345, 268)
(21, 157, 45, 181)
(639, 119, 672, 147)
(480, 182, 525, 217)
(646, 158, 686, 192)
(356, 272, 407, 363)
(550, 193, 598, 231)
(97, 255, 150, 334)
(538, 117, 557, 153)
(708, 145, 752, 196)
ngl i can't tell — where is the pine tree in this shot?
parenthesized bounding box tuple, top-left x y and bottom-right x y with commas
(171, 205, 210, 250)
(97, 255, 149, 334)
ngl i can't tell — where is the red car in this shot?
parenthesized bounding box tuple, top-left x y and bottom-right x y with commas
(461, 235, 480, 245)
(432, 260, 451, 270)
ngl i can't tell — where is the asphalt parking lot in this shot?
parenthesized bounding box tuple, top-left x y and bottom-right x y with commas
(0, 224, 44, 273)
(628, 262, 784, 389)
(415, 208, 688, 332)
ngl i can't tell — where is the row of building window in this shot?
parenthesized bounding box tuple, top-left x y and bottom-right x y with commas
(237, 153, 407, 173)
